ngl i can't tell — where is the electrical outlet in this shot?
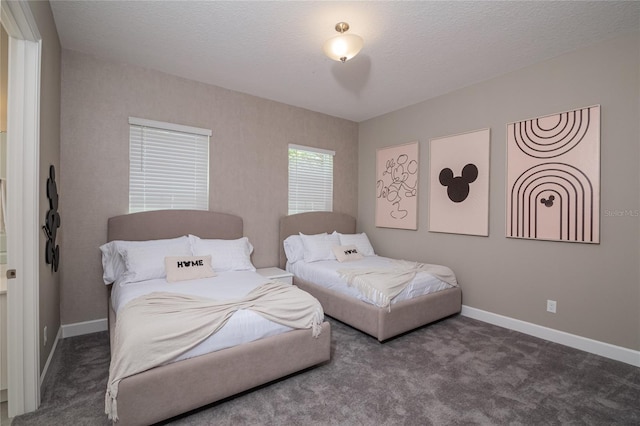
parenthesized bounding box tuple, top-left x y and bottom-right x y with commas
(44, 325, 48, 346)
(546, 300, 557, 313)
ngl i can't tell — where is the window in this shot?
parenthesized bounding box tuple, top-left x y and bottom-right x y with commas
(129, 117, 211, 213)
(288, 144, 334, 214)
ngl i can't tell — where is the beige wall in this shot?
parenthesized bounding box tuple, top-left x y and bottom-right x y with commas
(27, 0, 62, 373)
(59, 50, 358, 325)
(358, 33, 640, 351)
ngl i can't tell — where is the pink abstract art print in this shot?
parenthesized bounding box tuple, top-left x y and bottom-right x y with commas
(506, 105, 600, 243)
(375, 142, 419, 230)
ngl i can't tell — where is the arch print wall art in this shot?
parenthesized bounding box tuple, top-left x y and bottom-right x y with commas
(429, 129, 490, 236)
(506, 105, 600, 243)
(375, 141, 419, 230)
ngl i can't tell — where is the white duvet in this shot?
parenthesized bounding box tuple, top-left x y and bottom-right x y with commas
(111, 271, 294, 363)
(287, 255, 453, 305)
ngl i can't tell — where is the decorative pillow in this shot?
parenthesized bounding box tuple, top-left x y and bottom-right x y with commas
(100, 241, 126, 284)
(337, 232, 375, 256)
(119, 237, 193, 284)
(99, 236, 191, 284)
(165, 255, 216, 282)
(283, 235, 305, 264)
(189, 235, 256, 272)
(299, 232, 340, 263)
(332, 245, 364, 262)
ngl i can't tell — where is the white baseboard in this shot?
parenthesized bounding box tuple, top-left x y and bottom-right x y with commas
(461, 305, 640, 368)
(61, 318, 108, 339)
(40, 321, 106, 389)
(40, 326, 62, 386)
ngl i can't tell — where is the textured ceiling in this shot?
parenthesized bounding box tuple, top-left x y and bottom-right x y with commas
(50, 1, 639, 122)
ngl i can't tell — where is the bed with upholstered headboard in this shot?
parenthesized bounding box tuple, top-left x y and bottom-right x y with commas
(106, 210, 330, 426)
(279, 211, 461, 342)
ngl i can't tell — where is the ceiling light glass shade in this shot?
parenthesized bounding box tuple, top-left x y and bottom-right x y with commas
(323, 33, 364, 63)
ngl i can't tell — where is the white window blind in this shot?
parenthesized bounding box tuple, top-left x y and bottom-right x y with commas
(288, 144, 334, 214)
(129, 117, 211, 213)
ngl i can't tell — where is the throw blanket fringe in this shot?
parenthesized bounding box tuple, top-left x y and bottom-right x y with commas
(106, 281, 323, 422)
(338, 260, 457, 310)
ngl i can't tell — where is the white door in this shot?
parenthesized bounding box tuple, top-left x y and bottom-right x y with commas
(1, 1, 41, 417)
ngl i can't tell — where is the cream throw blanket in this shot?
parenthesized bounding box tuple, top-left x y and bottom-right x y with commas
(105, 281, 324, 421)
(338, 260, 458, 309)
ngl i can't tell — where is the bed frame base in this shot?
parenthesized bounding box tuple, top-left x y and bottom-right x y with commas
(294, 277, 461, 342)
(112, 307, 331, 426)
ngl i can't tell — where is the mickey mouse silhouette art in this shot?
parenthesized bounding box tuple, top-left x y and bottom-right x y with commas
(540, 195, 555, 207)
(43, 165, 61, 272)
(439, 163, 478, 203)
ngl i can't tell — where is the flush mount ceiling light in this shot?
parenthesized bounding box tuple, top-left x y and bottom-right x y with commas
(322, 22, 364, 63)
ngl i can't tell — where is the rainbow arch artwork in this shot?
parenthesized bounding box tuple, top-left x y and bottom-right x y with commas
(506, 106, 600, 243)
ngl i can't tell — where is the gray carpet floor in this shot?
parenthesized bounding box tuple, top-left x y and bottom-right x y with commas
(12, 315, 640, 425)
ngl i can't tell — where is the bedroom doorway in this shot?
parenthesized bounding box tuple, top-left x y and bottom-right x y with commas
(0, 21, 8, 421)
(1, 0, 42, 419)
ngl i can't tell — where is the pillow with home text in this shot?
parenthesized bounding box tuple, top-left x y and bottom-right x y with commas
(332, 245, 364, 262)
(336, 232, 375, 256)
(165, 255, 216, 282)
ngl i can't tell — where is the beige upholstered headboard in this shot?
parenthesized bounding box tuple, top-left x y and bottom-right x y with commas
(107, 210, 243, 242)
(279, 212, 356, 269)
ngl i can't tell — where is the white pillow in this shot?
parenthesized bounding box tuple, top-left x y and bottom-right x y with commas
(299, 232, 340, 263)
(283, 235, 305, 264)
(119, 237, 192, 284)
(332, 245, 364, 262)
(99, 236, 190, 284)
(189, 235, 256, 272)
(337, 232, 375, 256)
(100, 241, 126, 284)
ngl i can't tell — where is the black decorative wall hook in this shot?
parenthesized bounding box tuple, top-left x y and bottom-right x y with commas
(43, 165, 60, 272)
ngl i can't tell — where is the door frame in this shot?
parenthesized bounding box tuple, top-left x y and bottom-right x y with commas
(1, 0, 41, 417)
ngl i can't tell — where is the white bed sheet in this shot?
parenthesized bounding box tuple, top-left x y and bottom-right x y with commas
(287, 255, 453, 306)
(111, 271, 294, 363)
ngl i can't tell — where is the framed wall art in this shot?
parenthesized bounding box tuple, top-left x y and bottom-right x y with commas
(506, 105, 600, 243)
(429, 128, 490, 236)
(375, 141, 419, 230)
